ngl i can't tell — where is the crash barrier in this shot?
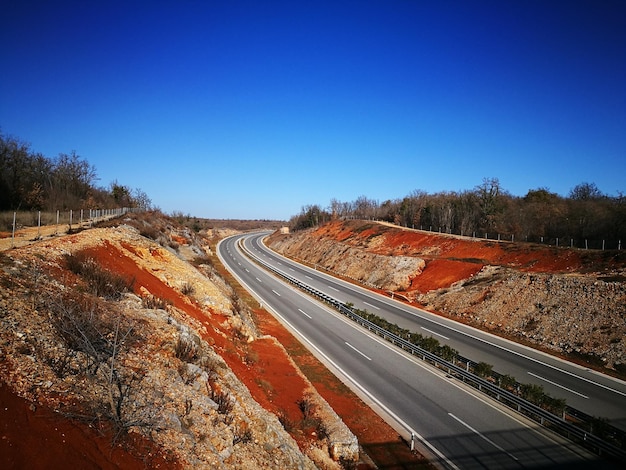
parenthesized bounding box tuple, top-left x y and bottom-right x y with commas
(238, 237, 626, 462)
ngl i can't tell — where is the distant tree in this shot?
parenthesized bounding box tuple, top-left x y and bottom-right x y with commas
(110, 181, 133, 207)
(0, 131, 151, 213)
(475, 177, 504, 232)
(569, 182, 604, 201)
(132, 188, 152, 210)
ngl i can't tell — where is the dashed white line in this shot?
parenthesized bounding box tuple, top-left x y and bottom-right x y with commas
(305, 275, 313, 280)
(448, 413, 519, 461)
(345, 342, 372, 361)
(528, 372, 589, 399)
(328, 285, 339, 292)
(363, 301, 380, 310)
(272, 289, 281, 297)
(421, 327, 450, 340)
(256, 277, 262, 283)
(298, 309, 312, 319)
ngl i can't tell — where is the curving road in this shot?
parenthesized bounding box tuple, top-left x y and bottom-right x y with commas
(218, 232, 620, 469)
(247, 233, 626, 430)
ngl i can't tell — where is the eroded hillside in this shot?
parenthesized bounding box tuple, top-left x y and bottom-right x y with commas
(0, 214, 370, 469)
(267, 220, 626, 374)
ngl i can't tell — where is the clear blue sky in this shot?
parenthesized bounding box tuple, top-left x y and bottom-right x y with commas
(1, 1, 624, 220)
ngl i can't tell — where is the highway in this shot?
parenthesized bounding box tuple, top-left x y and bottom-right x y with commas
(218, 232, 620, 469)
(247, 232, 626, 430)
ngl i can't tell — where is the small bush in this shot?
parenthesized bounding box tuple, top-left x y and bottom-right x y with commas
(175, 335, 198, 362)
(142, 295, 171, 310)
(233, 422, 253, 445)
(181, 282, 195, 296)
(211, 389, 234, 415)
(64, 251, 134, 300)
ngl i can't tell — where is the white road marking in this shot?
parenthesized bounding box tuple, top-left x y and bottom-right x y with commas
(421, 327, 450, 340)
(272, 289, 281, 297)
(305, 275, 313, 280)
(328, 285, 339, 292)
(527, 372, 589, 399)
(448, 413, 519, 461)
(345, 342, 372, 361)
(363, 301, 380, 310)
(256, 277, 262, 283)
(298, 308, 312, 319)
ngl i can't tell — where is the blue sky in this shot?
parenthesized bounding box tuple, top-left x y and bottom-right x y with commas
(1, 1, 624, 220)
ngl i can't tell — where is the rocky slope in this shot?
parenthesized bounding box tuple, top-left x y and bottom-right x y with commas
(268, 220, 626, 374)
(0, 214, 359, 469)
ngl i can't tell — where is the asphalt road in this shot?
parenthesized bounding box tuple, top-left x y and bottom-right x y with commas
(218, 232, 619, 469)
(245, 233, 626, 431)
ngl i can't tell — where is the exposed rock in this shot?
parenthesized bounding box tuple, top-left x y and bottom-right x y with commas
(0, 218, 359, 468)
(268, 220, 626, 374)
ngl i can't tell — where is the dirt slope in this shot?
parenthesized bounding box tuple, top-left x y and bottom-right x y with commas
(1, 214, 431, 469)
(268, 220, 626, 374)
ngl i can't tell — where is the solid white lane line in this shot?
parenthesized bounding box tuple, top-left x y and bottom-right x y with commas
(363, 301, 380, 310)
(421, 327, 450, 340)
(448, 413, 519, 462)
(345, 342, 372, 361)
(527, 372, 589, 399)
(298, 308, 312, 319)
(272, 289, 281, 297)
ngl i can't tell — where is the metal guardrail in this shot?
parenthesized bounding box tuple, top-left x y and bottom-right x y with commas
(238, 237, 626, 462)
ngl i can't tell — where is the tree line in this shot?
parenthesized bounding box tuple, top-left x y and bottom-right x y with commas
(290, 178, 626, 247)
(0, 132, 151, 212)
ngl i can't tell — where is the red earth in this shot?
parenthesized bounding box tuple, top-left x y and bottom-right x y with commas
(2, 236, 430, 469)
(309, 220, 625, 295)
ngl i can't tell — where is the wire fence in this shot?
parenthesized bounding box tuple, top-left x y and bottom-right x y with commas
(1, 207, 141, 248)
(387, 221, 623, 251)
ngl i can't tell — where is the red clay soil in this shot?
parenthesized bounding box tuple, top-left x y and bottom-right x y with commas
(82, 240, 429, 467)
(311, 220, 613, 294)
(0, 381, 175, 470)
(1, 237, 429, 469)
(253, 307, 431, 469)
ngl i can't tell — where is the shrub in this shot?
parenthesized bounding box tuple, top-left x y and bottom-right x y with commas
(64, 251, 134, 300)
(181, 282, 195, 296)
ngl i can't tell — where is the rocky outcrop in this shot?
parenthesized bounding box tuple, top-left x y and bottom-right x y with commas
(0, 219, 358, 468)
(269, 232, 425, 291)
(419, 266, 626, 370)
(267, 220, 626, 373)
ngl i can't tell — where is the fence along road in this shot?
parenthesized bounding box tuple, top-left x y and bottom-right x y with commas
(219, 233, 616, 469)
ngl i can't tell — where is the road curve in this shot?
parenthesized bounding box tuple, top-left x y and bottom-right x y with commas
(249, 233, 626, 431)
(218, 232, 617, 469)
